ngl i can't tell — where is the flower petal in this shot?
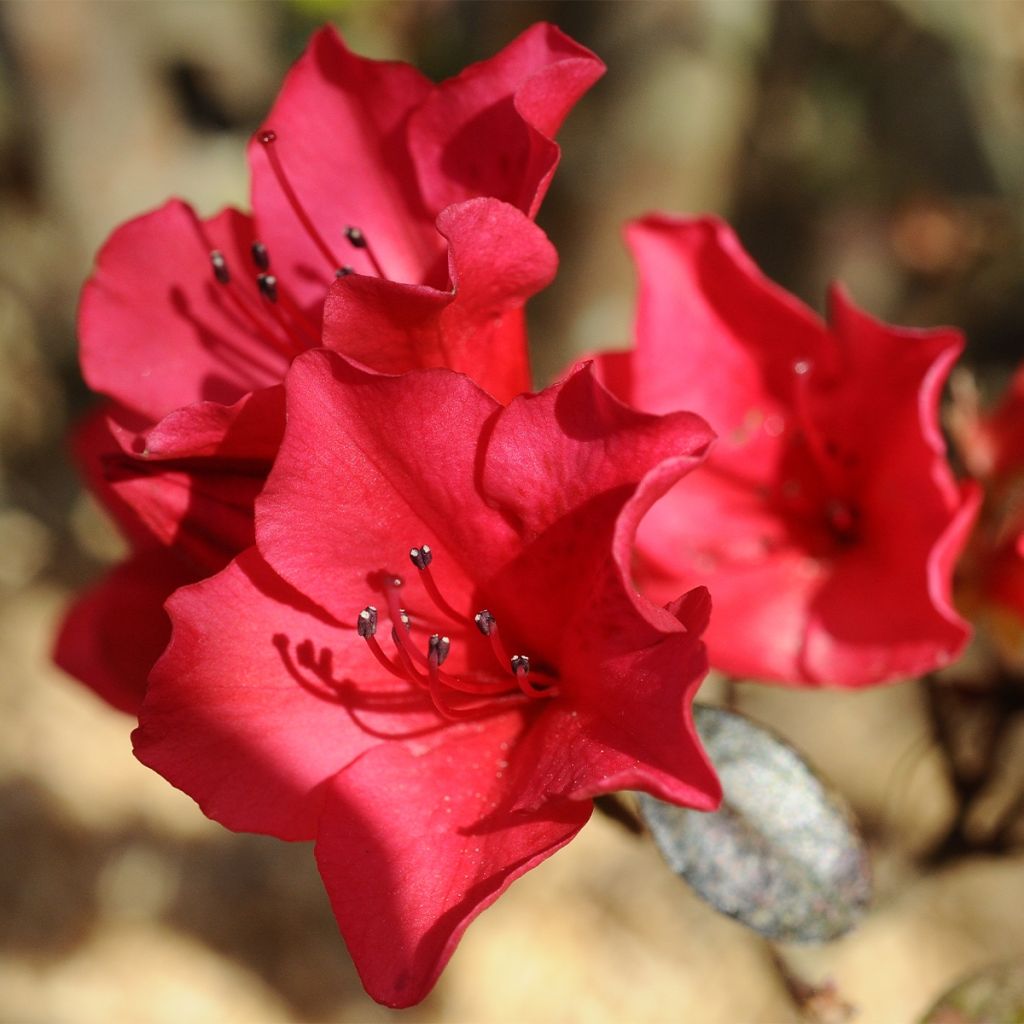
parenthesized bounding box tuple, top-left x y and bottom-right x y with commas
(133, 548, 425, 840)
(408, 22, 605, 218)
(478, 362, 714, 656)
(314, 733, 590, 1008)
(80, 200, 287, 423)
(322, 198, 555, 403)
(249, 26, 436, 304)
(612, 214, 829, 446)
(257, 351, 518, 625)
(54, 548, 191, 714)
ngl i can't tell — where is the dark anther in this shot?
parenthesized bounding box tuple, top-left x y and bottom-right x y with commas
(259, 129, 277, 144)
(345, 226, 367, 249)
(474, 610, 496, 637)
(257, 273, 278, 302)
(357, 605, 378, 638)
(209, 250, 229, 284)
(511, 654, 530, 673)
(335, 266, 354, 278)
(428, 634, 451, 666)
(409, 545, 433, 570)
(250, 241, 270, 271)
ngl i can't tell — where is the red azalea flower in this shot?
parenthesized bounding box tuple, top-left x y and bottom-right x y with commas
(132, 353, 720, 1006)
(596, 215, 979, 686)
(57, 24, 603, 710)
(951, 363, 1024, 664)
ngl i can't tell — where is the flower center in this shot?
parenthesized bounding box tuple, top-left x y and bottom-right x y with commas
(196, 128, 392, 364)
(358, 544, 559, 721)
(784, 359, 862, 549)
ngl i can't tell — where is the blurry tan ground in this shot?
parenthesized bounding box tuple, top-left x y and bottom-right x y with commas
(3, 2, 1024, 1021)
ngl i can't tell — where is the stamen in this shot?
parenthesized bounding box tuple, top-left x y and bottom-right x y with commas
(250, 241, 270, 271)
(356, 605, 411, 682)
(357, 605, 378, 637)
(257, 273, 278, 303)
(209, 250, 230, 284)
(345, 224, 388, 279)
(428, 633, 451, 666)
(512, 654, 558, 699)
(390, 626, 428, 689)
(410, 544, 466, 624)
(476, 609, 513, 672)
(207, 252, 298, 361)
(258, 129, 344, 271)
(255, 271, 320, 348)
(336, 266, 354, 278)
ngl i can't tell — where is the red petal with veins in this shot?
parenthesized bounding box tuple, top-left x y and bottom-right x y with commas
(249, 26, 436, 301)
(322, 198, 555, 403)
(133, 548, 440, 840)
(80, 201, 287, 423)
(315, 736, 589, 1008)
(256, 353, 518, 627)
(408, 22, 605, 218)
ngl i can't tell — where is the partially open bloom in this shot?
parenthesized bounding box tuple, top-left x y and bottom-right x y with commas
(951, 363, 1024, 665)
(596, 215, 978, 685)
(132, 353, 720, 1006)
(57, 24, 603, 711)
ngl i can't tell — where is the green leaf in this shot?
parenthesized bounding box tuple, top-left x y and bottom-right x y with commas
(638, 704, 871, 942)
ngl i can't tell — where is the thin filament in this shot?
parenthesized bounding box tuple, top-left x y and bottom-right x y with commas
(260, 131, 344, 270)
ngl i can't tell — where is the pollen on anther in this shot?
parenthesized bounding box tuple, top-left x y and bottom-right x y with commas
(357, 605, 378, 638)
(251, 241, 270, 271)
(345, 226, 367, 249)
(258, 129, 277, 145)
(428, 634, 451, 666)
(257, 273, 278, 302)
(209, 250, 229, 284)
(474, 610, 496, 637)
(511, 654, 530, 674)
(335, 266, 354, 278)
(409, 545, 433, 570)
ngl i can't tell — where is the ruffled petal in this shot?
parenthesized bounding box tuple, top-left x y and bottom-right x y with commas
(257, 351, 518, 626)
(408, 22, 604, 218)
(322, 198, 555, 403)
(249, 26, 436, 304)
(314, 731, 589, 1007)
(80, 200, 287, 422)
(133, 548, 427, 840)
(479, 362, 713, 657)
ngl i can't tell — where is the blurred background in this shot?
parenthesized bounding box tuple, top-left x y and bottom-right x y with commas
(1, 1, 1023, 1020)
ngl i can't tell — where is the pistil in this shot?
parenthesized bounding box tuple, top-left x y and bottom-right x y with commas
(258, 129, 344, 271)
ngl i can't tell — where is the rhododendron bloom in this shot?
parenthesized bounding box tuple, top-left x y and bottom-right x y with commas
(952, 363, 1024, 664)
(132, 353, 720, 1006)
(596, 216, 978, 685)
(57, 24, 603, 711)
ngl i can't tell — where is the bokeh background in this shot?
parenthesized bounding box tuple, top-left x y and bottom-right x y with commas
(2, 1, 1024, 1021)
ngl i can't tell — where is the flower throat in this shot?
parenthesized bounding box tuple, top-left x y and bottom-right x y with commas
(358, 544, 558, 721)
(201, 128, 389, 360)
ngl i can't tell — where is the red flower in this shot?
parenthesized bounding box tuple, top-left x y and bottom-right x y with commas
(596, 215, 978, 686)
(951, 363, 1024, 664)
(57, 24, 603, 710)
(132, 353, 720, 1006)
